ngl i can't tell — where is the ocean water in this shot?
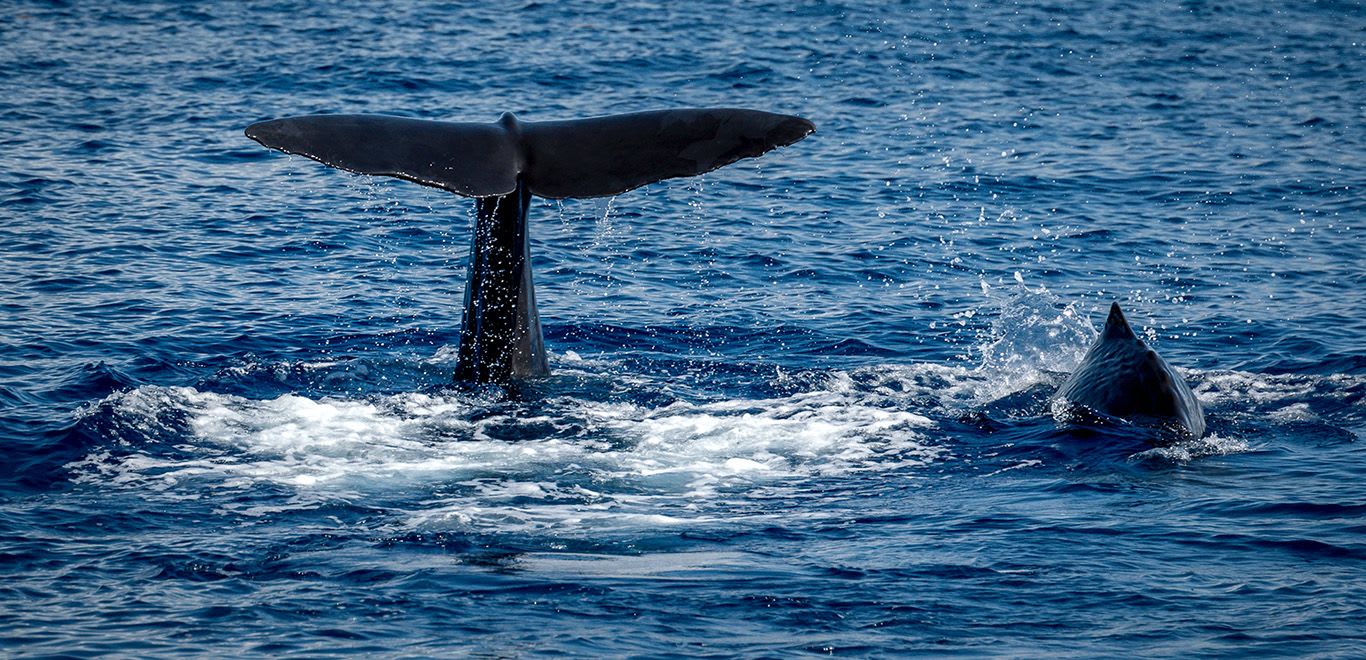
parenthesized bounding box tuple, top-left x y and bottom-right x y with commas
(2, 0, 1364, 655)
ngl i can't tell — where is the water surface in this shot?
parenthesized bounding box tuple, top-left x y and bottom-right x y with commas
(1, 0, 1363, 655)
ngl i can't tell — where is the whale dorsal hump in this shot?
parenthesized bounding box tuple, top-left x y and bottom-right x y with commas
(1102, 302, 1139, 342)
(245, 108, 814, 200)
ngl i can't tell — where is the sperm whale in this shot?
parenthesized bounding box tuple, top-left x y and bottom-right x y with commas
(1052, 302, 1206, 437)
(246, 109, 813, 384)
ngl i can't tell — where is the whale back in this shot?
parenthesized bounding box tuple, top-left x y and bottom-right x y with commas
(1053, 303, 1206, 437)
(245, 109, 814, 199)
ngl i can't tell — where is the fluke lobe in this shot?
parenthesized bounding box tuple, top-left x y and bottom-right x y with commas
(245, 109, 814, 384)
(1052, 302, 1205, 438)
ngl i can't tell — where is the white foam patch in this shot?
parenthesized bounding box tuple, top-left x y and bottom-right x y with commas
(1195, 371, 1365, 408)
(1131, 433, 1252, 463)
(983, 459, 1044, 477)
(71, 381, 947, 534)
(823, 361, 1048, 411)
(1268, 402, 1317, 422)
(516, 551, 754, 580)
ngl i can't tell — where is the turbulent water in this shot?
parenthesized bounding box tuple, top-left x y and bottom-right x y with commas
(2, 0, 1364, 656)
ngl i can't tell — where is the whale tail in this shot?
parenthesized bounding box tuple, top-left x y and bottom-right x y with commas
(244, 108, 814, 199)
(245, 108, 814, 385)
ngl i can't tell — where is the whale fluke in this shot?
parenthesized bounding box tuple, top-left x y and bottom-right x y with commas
(246, 114, 519, 197)
(245, 108, 814, 384)
(245, 109, 814, 199)
(520, 109, 814, 198)
(1053, 302, 1206, 437)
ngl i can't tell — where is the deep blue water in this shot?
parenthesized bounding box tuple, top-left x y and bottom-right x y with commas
(2, 0, 1364, 655)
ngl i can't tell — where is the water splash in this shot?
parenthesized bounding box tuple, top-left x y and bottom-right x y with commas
(959, 279, 1097, 402)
